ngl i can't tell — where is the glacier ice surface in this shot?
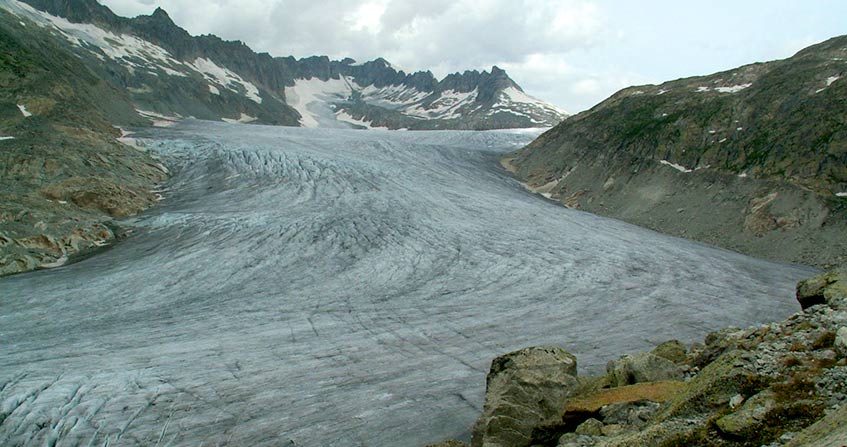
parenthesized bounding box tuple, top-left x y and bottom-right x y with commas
(0, 121, 817, 446)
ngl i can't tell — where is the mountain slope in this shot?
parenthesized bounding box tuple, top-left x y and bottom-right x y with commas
(506, 36, 847, 268)
(5, 0, 566, 130)
(0, 4, 166, 275)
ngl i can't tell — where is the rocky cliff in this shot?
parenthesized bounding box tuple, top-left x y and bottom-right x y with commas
(505, 36, 847, 268)
(430, 269, 847, 447)
(5, 0, 566, 130)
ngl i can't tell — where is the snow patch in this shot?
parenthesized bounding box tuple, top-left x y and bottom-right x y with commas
(0, 136, 15, 141)
(222, 113, 258, 124)
(714, 83, 752, 93)
(738, 172, 748, 178)
(659, 160, 693, 173)
(696, 86, 711, 93)
(836, 192, 847, 197)
(17, 104, 32, 117)
(208, 84, 220, 95)
(39, 255, 68, 269)
(817, 76, 842, 93)
(284, 77, 355, 128)
(657, 89, 669, 95)
(188, 58, 262, 103)
(335, 111, 389, 130)
(136, 109, 180, 127)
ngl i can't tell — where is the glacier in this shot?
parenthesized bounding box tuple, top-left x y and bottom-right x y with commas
(0, 122, 817, 446)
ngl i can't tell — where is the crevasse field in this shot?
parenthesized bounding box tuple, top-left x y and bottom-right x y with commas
(0, 122, 817, 446)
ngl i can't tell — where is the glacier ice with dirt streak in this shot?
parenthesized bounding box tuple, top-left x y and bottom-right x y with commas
(0, 122, 817, 446)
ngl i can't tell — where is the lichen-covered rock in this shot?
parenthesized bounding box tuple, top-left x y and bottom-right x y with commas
(606, 353, 683, 387)
(691, 327, 746, 367)
(599, 400, 661, 427)
(835, 326, 847, 358)
(471, 346, 578, 447)
(651, 340, 687, 365)
(796, 269, 847, 310)
(574, 418, 604, 436)
(715, 389, 777, 437)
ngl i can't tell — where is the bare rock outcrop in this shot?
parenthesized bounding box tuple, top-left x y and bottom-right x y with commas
(471, 346, 578, 447)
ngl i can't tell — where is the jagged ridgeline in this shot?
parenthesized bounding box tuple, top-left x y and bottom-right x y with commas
(2, 0, 566, 130)
(507, 35, 847, 268)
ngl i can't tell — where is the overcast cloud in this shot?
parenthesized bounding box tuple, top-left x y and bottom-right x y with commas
(100, 0, 847, 112)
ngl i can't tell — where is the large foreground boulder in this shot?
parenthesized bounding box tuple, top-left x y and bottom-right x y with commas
(471, 346, 578, 447)
(796, 269, 847, 310)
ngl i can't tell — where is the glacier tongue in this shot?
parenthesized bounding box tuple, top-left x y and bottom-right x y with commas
(0, 122, 816, 446)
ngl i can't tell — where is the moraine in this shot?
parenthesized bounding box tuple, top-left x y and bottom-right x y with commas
(0, 122, 816, 446)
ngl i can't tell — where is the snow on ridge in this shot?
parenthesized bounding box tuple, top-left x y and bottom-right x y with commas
(17, 104, 32, 117)
(359, 83, 429, 108)
(188, 58, 262, 104)
(498, 87, 568, 115)
(406, 88, 479, 120)
(4, 0, 187, 77)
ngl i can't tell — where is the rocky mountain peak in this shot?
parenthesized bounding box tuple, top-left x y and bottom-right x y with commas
(149, 7, 174, 25)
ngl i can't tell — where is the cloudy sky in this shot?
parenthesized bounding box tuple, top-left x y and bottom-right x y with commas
(100, 0, 846, 112)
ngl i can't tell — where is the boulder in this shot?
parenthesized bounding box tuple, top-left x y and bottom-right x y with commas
(471, 346, 578, 447)
(691, 327, 745, 367)
(835, 326, 847, 358)
(607, 353, 683, 387)
(574, 418, 604, 436)
(651, 340, 688, 364)
(599, 400, 661, 427)
(715, 389, 777, 437)
(796, 269, 847, 310)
